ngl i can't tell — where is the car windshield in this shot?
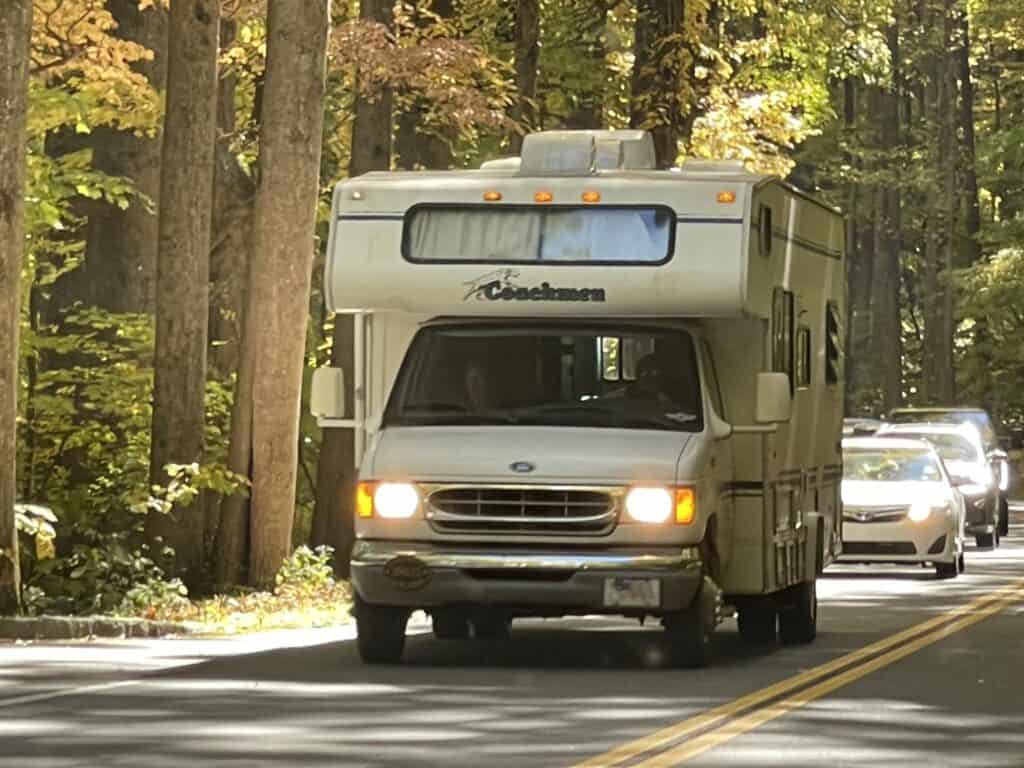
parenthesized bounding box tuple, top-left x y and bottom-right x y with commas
(843, 449, 943, 482)
(889, 410, 997, 447)
(384, 325, 704, 432)
(887, 432, 980, 463)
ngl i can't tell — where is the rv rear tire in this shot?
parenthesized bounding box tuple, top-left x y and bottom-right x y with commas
(778, 580, 817, 645)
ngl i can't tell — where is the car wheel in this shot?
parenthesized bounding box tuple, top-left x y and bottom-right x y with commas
(976, 532, 995, 549)
(998, 498, 1009, 537)
(958, 552, 966, 573)
(935, 560, 958, 579)
(779, 580, 817, 645)
(356, 601, 409, 664)
(432, 611, 470, 640)
(737, 599, 777, 644)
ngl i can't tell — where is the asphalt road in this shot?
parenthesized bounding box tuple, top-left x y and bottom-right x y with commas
(3, 507, 1023, 768)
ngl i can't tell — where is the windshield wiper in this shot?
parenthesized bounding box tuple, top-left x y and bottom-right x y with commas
(403, 400, 469, 413)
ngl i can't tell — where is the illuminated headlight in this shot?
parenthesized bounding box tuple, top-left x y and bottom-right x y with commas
(969, 465, 993, 488)
(908, 503, 932, 523)
(998, 460, 1010, 493)
(373, 483, 420, 519)
(626, 487, 673, 524)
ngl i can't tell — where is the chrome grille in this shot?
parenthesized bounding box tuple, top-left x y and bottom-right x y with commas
(427, 486, 617, 535)
(843, 505, 910, 524)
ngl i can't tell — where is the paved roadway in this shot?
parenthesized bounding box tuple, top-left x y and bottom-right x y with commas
(3, 508, 1023, 768)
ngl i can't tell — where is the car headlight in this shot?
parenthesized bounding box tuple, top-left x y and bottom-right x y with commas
(969, 464, 993, 488)
(908, 503, 932, 522)
(357, 482, 419, 519)
(626, 487, 673, 523)
(625, 487, 696, 524)
(998, 460, 1010, 493)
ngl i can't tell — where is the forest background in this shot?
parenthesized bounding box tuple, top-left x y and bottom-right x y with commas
(0, 0, 1022, 618)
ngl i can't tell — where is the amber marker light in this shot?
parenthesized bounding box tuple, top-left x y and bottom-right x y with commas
(483, 191, 502, 202)
(675, 488, 696, 524)
(581, 191, 601, 203)
(717, 191, 737, 204)
(534, 191, 554, 203)
(356, 482, 375, 518)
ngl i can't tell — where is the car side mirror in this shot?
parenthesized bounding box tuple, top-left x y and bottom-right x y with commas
(755, 372, 792, 425)
(311, 366, 346, 420)
(989, 448, 1008, 462)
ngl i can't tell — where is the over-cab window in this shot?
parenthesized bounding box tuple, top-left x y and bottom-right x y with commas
(402, 205, 675, 265)
(772, 287, 795, 391)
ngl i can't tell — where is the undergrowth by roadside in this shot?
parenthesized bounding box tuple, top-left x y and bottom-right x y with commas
(120, 545, 353, 634)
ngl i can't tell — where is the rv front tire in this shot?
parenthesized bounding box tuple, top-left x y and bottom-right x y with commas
(663, 578, 716, 668)
(356, 600, 409, 664)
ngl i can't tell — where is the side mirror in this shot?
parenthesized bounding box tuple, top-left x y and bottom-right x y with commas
(989, 448, 1008, 462)
(311, 367, 346, 420)
(755, 372, 792, 425)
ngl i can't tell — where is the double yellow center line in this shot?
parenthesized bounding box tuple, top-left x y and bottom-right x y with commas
(574, 578, 1024, 768)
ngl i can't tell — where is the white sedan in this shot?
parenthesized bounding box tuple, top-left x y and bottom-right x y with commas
(840, 437, 967, 578)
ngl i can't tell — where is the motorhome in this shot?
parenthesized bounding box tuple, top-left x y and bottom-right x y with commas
(311, 130, 846, 667)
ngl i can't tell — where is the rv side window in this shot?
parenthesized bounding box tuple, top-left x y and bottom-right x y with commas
(403, 205, 675, 264)
(772, 287, 795, 389)
(795, 327, 811, 389)
(825, 301, 842, 386)
(760, 205, 773, 257)
(700, 341, 726, 420)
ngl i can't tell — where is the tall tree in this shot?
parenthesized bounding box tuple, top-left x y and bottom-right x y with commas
(148, 0, 220, 585)
(78, 0, 168, 314)
(510, 0, 540, 153)
(395, 0, 456, 170)
(247, 0, 330, 587)
(875, 21, 905, 412)
(311, 0, 394, 575)
(631, 0, 684, 166)
(0, 0, 32, 614)
(956, 7, 982, 268)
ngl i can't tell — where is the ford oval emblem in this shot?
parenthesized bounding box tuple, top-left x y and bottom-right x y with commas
(510, 461, 536, 474)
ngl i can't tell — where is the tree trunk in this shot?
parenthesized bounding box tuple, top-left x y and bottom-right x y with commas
(210, 19, 257, 585)
(876, 22, 904, 413)
(247, 0, 330, 587)
(311, 0, 393, 576)
(209, 18, 256, 381)
(148, 0, 220, 587)
(919, 0, 956, 405)
(509, 0, 540, 153)
(565, 0, 608, 130)
(0, 0, 31, 614)
(955, 8, 981, 268)
(80, 0, 168, 314)
(631, 0, 685, 167)
(395, 0, 455, 170)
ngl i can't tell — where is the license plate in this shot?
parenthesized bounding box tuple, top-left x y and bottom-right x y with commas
(603, 577, 661, 608)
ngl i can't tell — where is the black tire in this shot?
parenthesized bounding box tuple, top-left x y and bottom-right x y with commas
(663, 579, 716, 668)
(356, 602, 408, 664)
(737, 600, 777, 644)
(976, 531, 995, 549)
(959, 553, 966, 573)
(935, 560, 958, 579)
(778, 580, 817, 645)
(999, 497, 1010, 537)
(432, 611, 470, 640)
(472, 612, 511, 639)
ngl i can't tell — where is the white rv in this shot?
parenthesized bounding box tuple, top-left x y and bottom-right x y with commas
(312, 130, 846, 667)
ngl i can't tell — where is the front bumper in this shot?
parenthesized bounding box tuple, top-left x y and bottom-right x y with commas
(350, 540, 704, 614)
(838, 514, 959, 564)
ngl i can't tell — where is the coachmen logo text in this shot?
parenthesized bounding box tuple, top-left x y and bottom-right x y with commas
(463, 269, 606, 303)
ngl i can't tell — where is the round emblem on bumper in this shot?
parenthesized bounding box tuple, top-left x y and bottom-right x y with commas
(510, 461, 536, 473)
(383, 556, 432, 591)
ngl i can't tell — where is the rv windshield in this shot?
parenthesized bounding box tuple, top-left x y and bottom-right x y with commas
(384, 324, 704, 432)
